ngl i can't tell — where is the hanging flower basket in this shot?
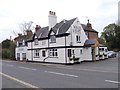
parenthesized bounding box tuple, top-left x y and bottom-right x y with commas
(69, 56, 79, 61)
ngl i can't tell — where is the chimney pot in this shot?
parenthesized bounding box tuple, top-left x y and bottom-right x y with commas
(87, 19, 92, 30)
(18, 33, 22, 36)
(49, 11, 52, 14)
(53, 12, 55, 15)
(35, 25, 41, 32)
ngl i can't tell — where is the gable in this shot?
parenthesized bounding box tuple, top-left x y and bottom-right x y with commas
(81, 24, 98, 33)
(34, 35, 38, 39)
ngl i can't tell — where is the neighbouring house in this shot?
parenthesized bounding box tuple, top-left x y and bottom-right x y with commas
(15, 11, 108, 64)
(15, 30, 33, 61)
(81, 20, 99, 61)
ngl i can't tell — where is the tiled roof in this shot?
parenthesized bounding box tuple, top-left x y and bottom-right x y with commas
(84, 39, 96, 46)
(35, 18, 76, 39)
(81, 24, 98, 33)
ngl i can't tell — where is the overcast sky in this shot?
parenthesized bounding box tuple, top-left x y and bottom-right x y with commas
(0, 0, 118, 42)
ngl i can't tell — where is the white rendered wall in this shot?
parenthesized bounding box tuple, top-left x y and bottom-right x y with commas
(49, 37, 65, 47)
(95, 47, 99, 60)
(15, 46, 28, 61)
(66, 48, 82, 63)
(82, 47, 92, 61)
(32, 48, 66, 64)
(33, 39, 48, 49)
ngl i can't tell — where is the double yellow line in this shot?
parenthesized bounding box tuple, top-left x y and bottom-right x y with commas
(0, 72, 42, 89)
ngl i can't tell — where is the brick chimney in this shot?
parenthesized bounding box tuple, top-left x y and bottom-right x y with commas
(87, 19, 92, 30)
(18, 33, 22, 37)
(48, 11, 57, 30)
(35, 25, 41, 32)
(26, 30, 33, 37)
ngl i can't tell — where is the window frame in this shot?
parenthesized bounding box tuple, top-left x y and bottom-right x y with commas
(42, 50, 46, 57)
(17, 53, 20, 60)
(18, 42, 23, 46)
(68, 49, 72, 57)
(80, 49, 83, 54)
(50, 35, 56, 43)
(22, 53, 26, 60)
(49, 49, 58, 57)
(76, 35, 81, 43)
(34, 50, 40, 58)
(34, 39, 39, 45)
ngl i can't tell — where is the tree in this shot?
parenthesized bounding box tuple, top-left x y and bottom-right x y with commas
(100, 23, 120, 51)
(1, 39, 15, 59)
(2, 39, 11, 49)
(19, 21, 34, 35)
(12, 21, 34, 37)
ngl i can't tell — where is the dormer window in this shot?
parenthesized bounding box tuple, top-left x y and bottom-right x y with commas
(50, 35, 56, 43)
(18, 41, 22, 46)
(34, 39, 38, 45)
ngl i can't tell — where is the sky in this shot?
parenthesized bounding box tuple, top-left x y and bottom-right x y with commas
(0, 0, 118, 42)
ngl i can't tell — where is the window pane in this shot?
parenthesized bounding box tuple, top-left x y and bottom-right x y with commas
(52, 49, 54, 52)
(54, 49, 57, 51)
(52, 52, 54, 56)
(102, 48, 104, 51)
(50, 36, 56, 43)
(80, 49, 82, 54)
(35, 39, 38, 45)
(68, 49, 72, 57)
(79, 36, 80, 41)
(55, 52, 58, 56)
(17, 53, 20, 60)
(72, 50, 74, 55)
(22, 53, 26, 60)
(42, 50, 46, 57)
(76, 36, 78, 41)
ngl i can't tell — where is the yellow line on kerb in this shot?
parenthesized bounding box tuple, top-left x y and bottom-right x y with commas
(0, 72, 42, 89)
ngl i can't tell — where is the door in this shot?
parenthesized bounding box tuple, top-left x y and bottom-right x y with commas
(92, 48, 96, 61)
(22, 53, 26, 61)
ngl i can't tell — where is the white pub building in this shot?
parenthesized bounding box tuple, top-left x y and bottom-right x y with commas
(15, 11, 108, 64)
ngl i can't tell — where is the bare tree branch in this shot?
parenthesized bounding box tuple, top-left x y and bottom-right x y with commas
(19, 21, 34, 35)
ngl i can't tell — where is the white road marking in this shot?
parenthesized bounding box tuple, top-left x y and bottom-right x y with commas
(105, 80, 120, 84)
(44, 71, 78, 78)
(5, 64, 14, 67)
(18, 66, 37, 71)
(76, 68, 118, 73)
(2, 60, 16, 63)
(31, 69, 37, 71)
(0, 72, 40, 88)
(56, 66, 118, 74)
(18, 66, 30, 70)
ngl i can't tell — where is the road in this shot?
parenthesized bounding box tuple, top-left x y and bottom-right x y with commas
(0, 57, 119, 89)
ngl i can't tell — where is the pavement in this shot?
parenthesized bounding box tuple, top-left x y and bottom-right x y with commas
(0, 57, 119, 89)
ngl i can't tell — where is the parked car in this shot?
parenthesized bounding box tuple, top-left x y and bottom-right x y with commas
(108, 51, 116, 58)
